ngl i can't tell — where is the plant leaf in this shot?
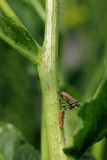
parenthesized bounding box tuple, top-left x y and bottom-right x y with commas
(64, 79, 107, 158)
(0, 0, 22, 25)
(0, 123, 40, 160)
(0, 0, 40, 64)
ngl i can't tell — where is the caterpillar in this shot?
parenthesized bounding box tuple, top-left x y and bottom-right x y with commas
(58, 91, 80, 109)
(59, 108, 66, 129)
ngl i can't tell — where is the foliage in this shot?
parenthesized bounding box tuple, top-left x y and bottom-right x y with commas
(0, 0, 107, 160)
(64, 78, 107, 158)
(0, 39, 37, 144)
(0, 123, 40, 160)
(0, 0, 40, 63)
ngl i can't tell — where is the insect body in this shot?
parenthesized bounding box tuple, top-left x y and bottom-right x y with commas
(59, 108, 66, 129)
(58, 91, 80, 129)
(59, 91, 80, 109)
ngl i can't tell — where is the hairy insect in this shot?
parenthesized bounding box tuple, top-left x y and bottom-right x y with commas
(59, 91, 80, 109)
(59, 108, 66, 129)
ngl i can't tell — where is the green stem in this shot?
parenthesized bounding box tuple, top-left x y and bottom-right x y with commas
(41, 98, 49, 160)
(38, 0, 68, 160)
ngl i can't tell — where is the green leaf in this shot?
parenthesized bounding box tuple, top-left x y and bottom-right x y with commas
(64, 79, 107, 158)
(0, 0, 22, 25)
(0, 0, 40, 64)
(0, 123, 40, 160)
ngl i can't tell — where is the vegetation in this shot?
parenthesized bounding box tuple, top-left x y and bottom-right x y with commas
(0, 0, 107, 159)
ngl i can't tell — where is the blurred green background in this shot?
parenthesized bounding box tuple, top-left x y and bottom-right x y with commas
(0, 0, 107, 159)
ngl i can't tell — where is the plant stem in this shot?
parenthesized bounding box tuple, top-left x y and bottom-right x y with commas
(41, 98, 49, 160)
(38, 0, 68, 160)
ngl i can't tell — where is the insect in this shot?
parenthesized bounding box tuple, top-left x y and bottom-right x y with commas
(58, 91, 80, 128)
(58, 91, 80, 109)
(59, 108, 66, 129)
